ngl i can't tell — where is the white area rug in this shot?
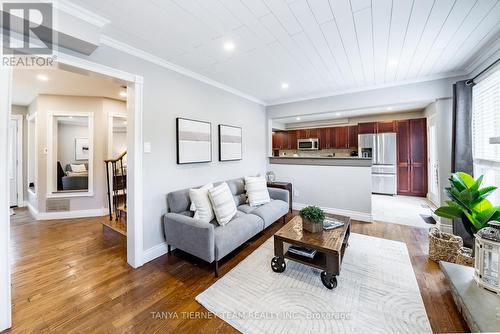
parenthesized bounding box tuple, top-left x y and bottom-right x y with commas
(196, 233, 431, 334)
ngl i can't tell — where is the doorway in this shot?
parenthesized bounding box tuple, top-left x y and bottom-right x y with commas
(8, 117, 19, 208)
(1, 55, 144, 331)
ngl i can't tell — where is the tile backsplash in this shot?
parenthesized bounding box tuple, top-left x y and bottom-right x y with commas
(278, 149, 356, 158)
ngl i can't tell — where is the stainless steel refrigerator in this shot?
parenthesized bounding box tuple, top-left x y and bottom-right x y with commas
(358, 133, 397, 195)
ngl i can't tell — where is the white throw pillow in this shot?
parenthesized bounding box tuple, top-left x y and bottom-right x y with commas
(245, 176, 270, 207)
(189, 183, 214, 223)
(71, 164, 86, 173)
(190, 183, 213, 211)
(208, 182, 237, 225)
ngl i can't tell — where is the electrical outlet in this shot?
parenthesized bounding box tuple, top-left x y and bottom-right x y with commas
(294, 190, 299, 197)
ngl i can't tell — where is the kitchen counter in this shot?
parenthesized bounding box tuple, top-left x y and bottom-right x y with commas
(269, 156, 372, 167)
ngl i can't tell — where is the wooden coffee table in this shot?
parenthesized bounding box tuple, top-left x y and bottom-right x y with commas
(271, 214, 351, 289)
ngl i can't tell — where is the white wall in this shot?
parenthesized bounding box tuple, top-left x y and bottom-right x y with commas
(424, 98, 453, 232)
(270, 164, 372, 221)
(112, 130, 127, 157)
(267, 76, 461, 119)
(62, 46, 267, 252)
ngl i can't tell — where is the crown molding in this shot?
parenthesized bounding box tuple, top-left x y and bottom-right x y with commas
(266, 71, 467, 106)
(54, 0, 110, 28)
(99, 35, 267, 106)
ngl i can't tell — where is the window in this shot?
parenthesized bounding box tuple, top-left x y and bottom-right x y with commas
(472, 65, 500, 205)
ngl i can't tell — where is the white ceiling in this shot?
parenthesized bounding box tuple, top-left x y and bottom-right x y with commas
(72, 0, 500, 104)
(12, 66, 126, 106)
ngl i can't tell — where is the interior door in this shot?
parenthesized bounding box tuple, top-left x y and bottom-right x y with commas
(9, 119, 17, 207)
(396, 120, 411, 194)
(409, 119, 427, 196)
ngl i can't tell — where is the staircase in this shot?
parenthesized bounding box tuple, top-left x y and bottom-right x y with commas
(104, 151, 127, 235)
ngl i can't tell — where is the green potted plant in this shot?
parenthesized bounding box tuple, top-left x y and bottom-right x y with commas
(299, 206, 325, 233)
(434, 172, 500, 248)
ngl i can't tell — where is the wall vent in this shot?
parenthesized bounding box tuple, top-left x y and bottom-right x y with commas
(46, 199, 70, 212)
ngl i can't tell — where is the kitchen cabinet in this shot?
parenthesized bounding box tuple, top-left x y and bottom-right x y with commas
(376, 121, 396, 133)
(348, 126, 358, 148)
(335, 126, 348, 148)
(396, 118, 427, 197)
(273, 131, 297, 150)
(288, 130, 297, 149)
(296, 129, 307, 139)
(319, 128, 331, 149)
(358, 122, 375, 134)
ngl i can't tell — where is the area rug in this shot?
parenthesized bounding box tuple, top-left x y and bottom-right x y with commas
(196, 233, 431, 334)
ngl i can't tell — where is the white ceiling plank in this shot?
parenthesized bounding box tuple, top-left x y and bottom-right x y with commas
(292, 32, 339, 87)
(350, 0, 371, 13)
(68, 0, 500, 103)
(241, 0, 271, 18)
(264, 0, 304, 35)
(404, 0, 456, 80)
(327, 0, 366, 85)
(384, 0, 414, 83)
(307, 0, 334, 24)
(289, 0, 344, 85)
(417, 0, 477, 77)
(430, 0, 499, 75)
(372, 0, 392, 83)
(218, 0, 276, 45)
(443, 1, 500, 73)
(353, 7, 375, 84)
(260, 13, 329, 86)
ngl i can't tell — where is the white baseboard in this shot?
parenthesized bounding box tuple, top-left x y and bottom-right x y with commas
(142, 242, 169, 265)
(293, 202, 373, 222)
(26, 204, 107, 220)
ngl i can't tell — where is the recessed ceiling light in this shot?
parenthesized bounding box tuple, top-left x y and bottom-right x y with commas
(119, 91, 127, 97)
(387, 106, 393, 111)
(335, 112, 341, 116)
(223, 41, 235, 52)
(36, 74, 48, 81)
(281, 82, 289, 90)
(296, 117, 301, 121)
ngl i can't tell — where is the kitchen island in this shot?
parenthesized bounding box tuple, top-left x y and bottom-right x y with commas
(268, 156, 372, 222)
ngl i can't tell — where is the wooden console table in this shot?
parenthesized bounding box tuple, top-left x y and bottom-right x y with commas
(267, 181, 292, 214)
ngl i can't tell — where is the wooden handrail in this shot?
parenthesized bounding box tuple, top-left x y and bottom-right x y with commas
(104, 150, 127, 163)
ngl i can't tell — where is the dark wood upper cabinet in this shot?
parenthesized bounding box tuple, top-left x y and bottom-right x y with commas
(396, 118, 427, 197)
(288, 130, 297, 149)
(358, 122, 375, 134)
(319, 128, 330, 149)
(376, 121, 396, 133)
(335, 126, 348, 149)
(348, 126, 358, 148)
(296, 129, 307, 139)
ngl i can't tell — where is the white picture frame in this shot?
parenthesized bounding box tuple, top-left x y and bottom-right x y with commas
(219, 124, 242, 161)
(176, 118, 212, 164)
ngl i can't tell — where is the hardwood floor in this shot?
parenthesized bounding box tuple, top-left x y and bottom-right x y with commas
(6, 208, 468, 333)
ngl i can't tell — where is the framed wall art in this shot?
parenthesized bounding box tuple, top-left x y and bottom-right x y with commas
(218, 124, 242, 162)
(176, 118, 212, 164)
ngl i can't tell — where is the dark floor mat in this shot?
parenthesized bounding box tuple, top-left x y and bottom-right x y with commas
(420, 214, 436, 224)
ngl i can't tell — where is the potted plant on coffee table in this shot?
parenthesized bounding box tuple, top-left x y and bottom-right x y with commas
(434, 172, 500, 256)
(299, 206, 325, 233)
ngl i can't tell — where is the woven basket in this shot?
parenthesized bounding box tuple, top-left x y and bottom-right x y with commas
(456, 247, 474, 267)
(428, 227, 463, 263)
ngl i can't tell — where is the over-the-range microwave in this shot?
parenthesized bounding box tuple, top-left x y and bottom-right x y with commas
(298, 138, 319, 150)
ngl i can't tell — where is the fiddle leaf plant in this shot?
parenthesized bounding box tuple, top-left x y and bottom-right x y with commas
(434, 172, 500, 237)
(299, 206, 326, 224)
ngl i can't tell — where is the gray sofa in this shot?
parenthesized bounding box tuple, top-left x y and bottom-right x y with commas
(163, 178, 289, 276)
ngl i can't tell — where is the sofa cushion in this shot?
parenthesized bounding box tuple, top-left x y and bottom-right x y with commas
(237, 204, 255, 214)
(226, 178, 247, 206)
(189, 183, 214, 223)
(208, 182, 237, 225)
(245, 176, 270, 206)
(214, 213, 264, 260)
(251, 199, 288, 228)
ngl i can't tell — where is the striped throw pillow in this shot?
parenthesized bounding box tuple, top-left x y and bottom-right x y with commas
(208, 182, 237, 225)
(245, 176, 270, 207)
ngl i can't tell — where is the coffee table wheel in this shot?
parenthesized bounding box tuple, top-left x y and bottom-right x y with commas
(321, 271, 337, 289)
(271, 256, 286, 273)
